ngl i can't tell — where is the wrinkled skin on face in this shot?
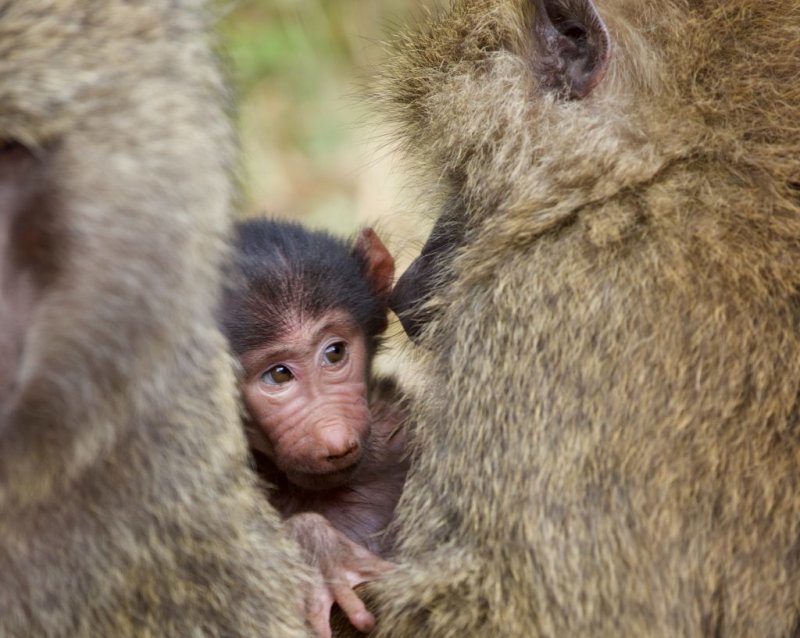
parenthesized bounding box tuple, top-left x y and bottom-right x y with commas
(241, 307, 409, 637)
(241, 309, 371, 491)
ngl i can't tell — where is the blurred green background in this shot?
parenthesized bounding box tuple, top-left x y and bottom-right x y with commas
(221, 0, 431, 263)
(221, 0, 436, 375)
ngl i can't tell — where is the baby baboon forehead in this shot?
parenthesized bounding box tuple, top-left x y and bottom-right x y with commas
(247, 308, 362, 356)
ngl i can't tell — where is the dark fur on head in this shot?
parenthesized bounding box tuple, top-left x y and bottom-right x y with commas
(223, 218, 389, 359)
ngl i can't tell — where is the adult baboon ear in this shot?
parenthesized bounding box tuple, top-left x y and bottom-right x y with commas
(530, 0, 610, 99)
(0, 142, 52, 406)
(354, 227, 395, 304)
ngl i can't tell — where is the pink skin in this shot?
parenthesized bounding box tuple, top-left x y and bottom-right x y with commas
(241, 311, 371, 489)
(287, 512, 394, 638)
(241, 310, 395, 635)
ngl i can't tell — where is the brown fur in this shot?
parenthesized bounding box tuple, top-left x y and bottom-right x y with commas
(343, 0, 800, 635)
(0, 2, 311, 635)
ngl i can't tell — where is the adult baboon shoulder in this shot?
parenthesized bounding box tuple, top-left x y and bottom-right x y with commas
(0, 2, 310, 635)
(353, 0, 800, 635)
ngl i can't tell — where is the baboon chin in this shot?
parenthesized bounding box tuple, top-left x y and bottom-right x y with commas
(359, 0, 800, 636)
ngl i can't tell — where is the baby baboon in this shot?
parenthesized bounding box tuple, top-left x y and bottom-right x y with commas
(359, 0, 800, 635)
(0, 2, 311, 636)
(222, 218, 409, 637)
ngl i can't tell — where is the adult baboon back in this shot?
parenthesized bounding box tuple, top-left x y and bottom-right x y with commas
(358, 0, 800, 635)
(0, 1, 310, 635)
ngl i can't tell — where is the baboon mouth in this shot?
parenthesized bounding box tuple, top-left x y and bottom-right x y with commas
(287, 463, 360, 491)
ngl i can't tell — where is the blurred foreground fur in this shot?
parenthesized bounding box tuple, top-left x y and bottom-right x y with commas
(0, 1, 310, 635)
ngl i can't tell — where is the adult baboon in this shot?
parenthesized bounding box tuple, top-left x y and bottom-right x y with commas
(0, 1, 310, 635)
(351, 0, 800, 635)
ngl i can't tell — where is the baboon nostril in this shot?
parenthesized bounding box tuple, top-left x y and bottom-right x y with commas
(326, 442, 358, 462)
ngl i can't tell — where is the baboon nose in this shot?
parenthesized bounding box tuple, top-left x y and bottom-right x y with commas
(320, 431, 360, 469)
(326, 442, 358, 462)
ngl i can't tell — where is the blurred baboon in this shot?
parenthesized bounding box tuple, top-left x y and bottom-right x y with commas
(0, 2, 311, 636)
(349, 0, 800, 635)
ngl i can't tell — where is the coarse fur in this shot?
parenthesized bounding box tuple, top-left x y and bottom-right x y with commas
(341, 0, 800, 636)
(0, 2, 311, 636)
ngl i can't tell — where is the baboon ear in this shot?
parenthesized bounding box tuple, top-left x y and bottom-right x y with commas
(530, 0, 610, 99)
(0, 143, 53, 276)
(0, 142, 51, 405)
(354, 227, 395, 303)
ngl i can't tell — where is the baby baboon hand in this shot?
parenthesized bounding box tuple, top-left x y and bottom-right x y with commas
(287, 512, 395, 637)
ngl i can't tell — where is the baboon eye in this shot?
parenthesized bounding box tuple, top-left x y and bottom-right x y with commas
(262, 364, 293, 385)
(323, 342, 347, 365)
